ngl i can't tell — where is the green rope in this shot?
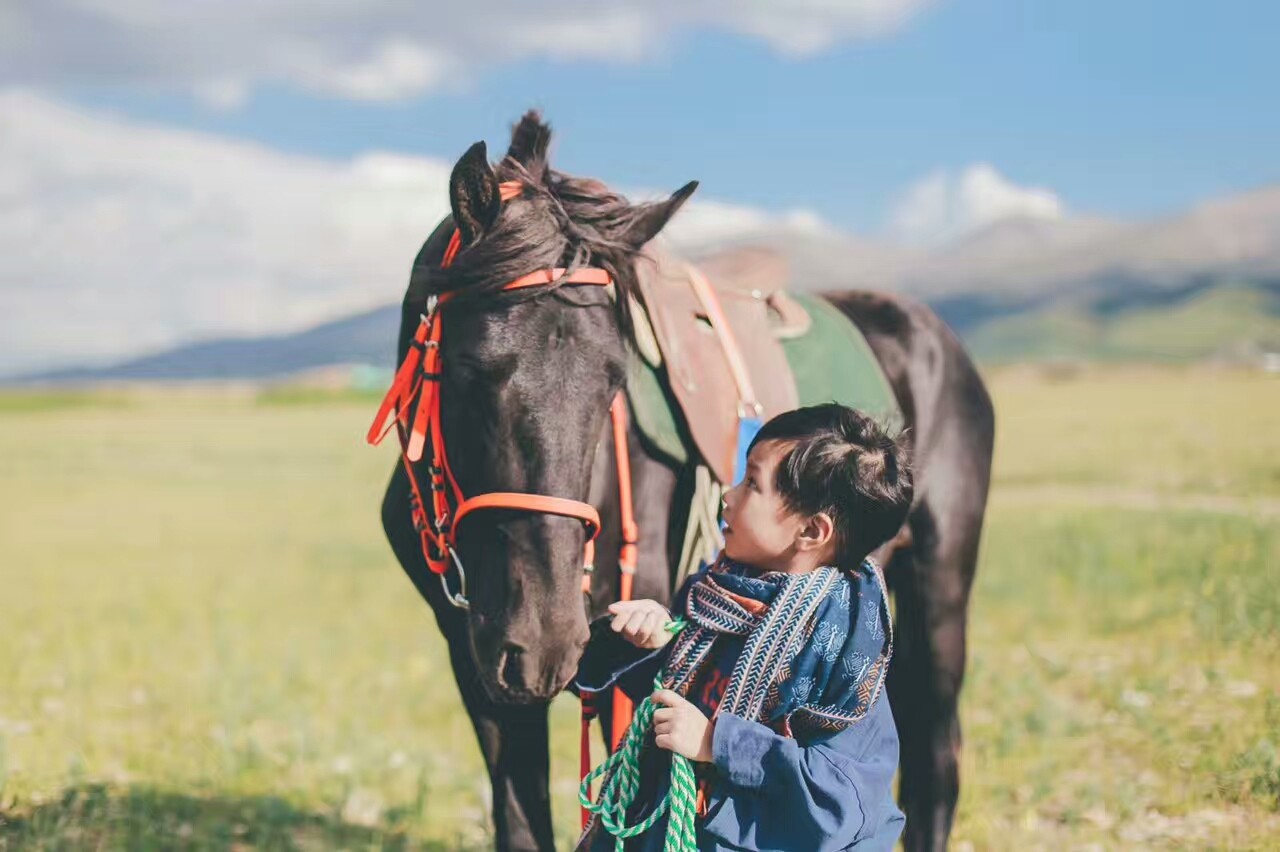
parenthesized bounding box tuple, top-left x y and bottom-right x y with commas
(579, 618, 699, 852)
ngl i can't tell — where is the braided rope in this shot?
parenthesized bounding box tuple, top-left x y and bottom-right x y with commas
(579, 619, 699, 852)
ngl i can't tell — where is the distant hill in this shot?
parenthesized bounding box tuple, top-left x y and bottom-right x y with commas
(955, 280, 1280, 364)
(13, 185, 1280, 383)
(22, 305, 401, 383)
(17, 276, 1278, 385)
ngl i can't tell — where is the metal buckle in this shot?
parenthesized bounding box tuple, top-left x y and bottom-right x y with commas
(442, 546, 470, 610)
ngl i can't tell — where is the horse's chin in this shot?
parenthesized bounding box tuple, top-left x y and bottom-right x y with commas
(476, 671, 573, 705)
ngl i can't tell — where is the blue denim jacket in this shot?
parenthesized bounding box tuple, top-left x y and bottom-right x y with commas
(573, 580, 903, 851)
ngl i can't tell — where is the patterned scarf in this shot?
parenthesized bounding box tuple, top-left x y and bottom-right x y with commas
(664, 556, 892, 736)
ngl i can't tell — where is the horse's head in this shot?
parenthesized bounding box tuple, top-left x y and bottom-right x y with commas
(421, 112, 696, 703)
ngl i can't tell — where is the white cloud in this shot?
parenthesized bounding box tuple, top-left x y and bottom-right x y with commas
(0, 92, 833, 374)
(662, 197, 836, 248)
(888, 163, 1065, 245)
(0, 1, 934, 103)
(193, 78, 252, 112)
(0, 90, 460, 374)
(731, 0, 935, 54)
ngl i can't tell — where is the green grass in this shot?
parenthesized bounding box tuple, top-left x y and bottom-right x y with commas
(254, 386, 385, 408)
(2, 369, 1279, 849)
(0, 390, 132, 414)
(0, 784, 450, 851)
(958, 507, 1280, 848)
(989, 366, 1280, 496)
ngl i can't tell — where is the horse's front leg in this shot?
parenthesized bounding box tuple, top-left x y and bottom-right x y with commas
(445, 635, 556, 851)
(382, 466, 556, 851)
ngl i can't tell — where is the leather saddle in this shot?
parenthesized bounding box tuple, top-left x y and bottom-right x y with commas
(633, 242, 809, 484)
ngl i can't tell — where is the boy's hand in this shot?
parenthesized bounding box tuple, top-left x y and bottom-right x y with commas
(608, 599, 673, 649)
(652, 690, 714, 763)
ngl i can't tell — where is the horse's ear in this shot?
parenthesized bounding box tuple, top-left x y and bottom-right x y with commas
(622, 181, 699, 249)
(506, 110, 551, 178)
(450, 141, 501, 249)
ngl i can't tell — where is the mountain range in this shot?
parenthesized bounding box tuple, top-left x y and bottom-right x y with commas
(17, 185, 1280, 383)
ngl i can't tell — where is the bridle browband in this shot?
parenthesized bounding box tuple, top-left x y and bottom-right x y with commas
(367, 180, 638, 612)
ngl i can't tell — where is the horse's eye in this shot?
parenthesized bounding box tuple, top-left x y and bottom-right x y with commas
(604, 356, 626, 388)
(446, 354, 483, 384)
(450, 351, 517, 385)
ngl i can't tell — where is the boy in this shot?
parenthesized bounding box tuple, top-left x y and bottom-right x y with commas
(575, 403, 912, 852)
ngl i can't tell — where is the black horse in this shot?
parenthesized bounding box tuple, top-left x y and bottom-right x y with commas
(380, 112, 994, 851)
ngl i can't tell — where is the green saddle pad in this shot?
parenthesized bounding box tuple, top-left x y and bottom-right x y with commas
(627, 293, 902, 469)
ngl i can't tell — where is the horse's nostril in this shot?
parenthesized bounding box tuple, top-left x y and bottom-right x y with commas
(500, 643, 526, 689)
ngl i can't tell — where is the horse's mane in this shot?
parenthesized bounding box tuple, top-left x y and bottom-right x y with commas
(429, 114, 653, 330)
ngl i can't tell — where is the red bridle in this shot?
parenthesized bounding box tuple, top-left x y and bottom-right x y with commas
(368, 179, 645, 829)
(367, 180, 637, 611)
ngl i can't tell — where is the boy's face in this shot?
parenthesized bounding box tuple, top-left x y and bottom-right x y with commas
(720, 440, 807, 573)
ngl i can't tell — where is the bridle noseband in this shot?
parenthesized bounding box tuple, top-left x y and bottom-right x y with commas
(367, 180, 637, 610)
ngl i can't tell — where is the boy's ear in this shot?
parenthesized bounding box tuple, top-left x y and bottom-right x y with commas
(796, 513, 835, 554)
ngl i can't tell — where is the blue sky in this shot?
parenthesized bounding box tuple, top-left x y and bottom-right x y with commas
(62, 0, 1280, 233)
(4, 0, 1279, 372)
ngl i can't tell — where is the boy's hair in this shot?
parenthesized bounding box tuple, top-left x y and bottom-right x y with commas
(748, 403, 913, 567)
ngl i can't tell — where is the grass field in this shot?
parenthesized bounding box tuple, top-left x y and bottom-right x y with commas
(1, 367, 1278, 850)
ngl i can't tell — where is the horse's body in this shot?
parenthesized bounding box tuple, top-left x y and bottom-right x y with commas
(379, 114, 993, 851)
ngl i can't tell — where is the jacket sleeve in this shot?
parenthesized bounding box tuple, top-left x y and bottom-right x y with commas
(702, 696, 904, 851)
(570, 569, 706, 703)
(569, 631, 666, 703)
